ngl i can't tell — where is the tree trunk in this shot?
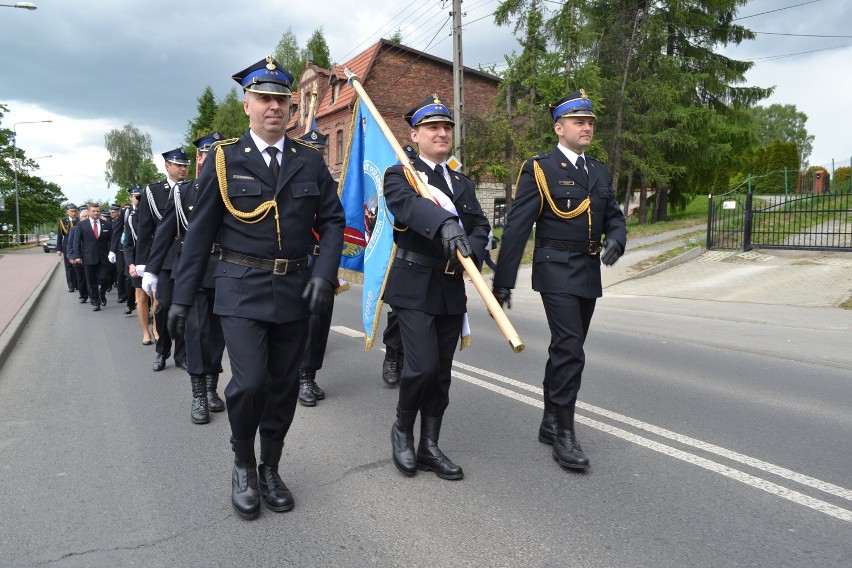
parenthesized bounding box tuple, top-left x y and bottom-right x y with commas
(622, 169, 634, 217)
(638, 173, 648, 225)
(609, 6, 643, 193)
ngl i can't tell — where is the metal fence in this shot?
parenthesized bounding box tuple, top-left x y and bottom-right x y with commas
(707, 164, 852, 252)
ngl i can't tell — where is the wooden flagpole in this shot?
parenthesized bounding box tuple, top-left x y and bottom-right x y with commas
(344, 68, 524, 353)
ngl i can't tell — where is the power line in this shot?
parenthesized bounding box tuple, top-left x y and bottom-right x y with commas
(751, 30, 852, 38)
(734, 0, 822, 21)
(749, 42, 851, 61)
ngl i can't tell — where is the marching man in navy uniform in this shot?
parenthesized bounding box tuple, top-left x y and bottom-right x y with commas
(56, 204, 78, 293)
(492, 90, 627, 470)
(138, 147, 189, 371)
(144, 131, 227, 425)
(383, 96, 490, 481)
(294, 125, 332, 407)
(168, 56, 344, 520)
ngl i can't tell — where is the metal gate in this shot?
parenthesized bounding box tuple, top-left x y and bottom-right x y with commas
(707, 191, 852, 251)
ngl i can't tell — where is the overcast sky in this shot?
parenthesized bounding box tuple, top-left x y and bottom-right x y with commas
(1, 0, 849, 206)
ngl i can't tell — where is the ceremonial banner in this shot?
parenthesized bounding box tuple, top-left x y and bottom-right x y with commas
(337, 99, 399, 350)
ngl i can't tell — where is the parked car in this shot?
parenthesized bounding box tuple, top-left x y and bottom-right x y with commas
(43, 236, 57, 253)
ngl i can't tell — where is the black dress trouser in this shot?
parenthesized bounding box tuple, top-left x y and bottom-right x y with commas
(540, 293, 596, 409)
(394, 307, 463, 418)
(154, 270, 185, 364)
(221, 316, 309, 441)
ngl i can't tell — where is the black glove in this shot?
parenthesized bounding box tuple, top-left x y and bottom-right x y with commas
(601, 239, 623, 266)
(439, 219, 472, 260)
(167, 304, 189, 338)
(492, 286, 512, 310)
(302, 277, 334, 315)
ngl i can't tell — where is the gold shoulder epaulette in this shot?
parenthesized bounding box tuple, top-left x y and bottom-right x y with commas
(292, 138, 320, 151)
(210, 138, 239, 151)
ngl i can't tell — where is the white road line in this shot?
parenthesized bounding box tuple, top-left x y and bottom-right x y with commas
(331, 325, 365, 338)
(452, 360, 852, 502)
(332, 326, 852, 522)
(452, 370, 852, 524)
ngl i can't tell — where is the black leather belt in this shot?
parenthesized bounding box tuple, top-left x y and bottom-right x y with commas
(396, 249, 461, 277)
(535, 238, 600, 255)
(220, 249, 308, 275)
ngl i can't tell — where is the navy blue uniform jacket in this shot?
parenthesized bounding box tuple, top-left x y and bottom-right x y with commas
(172, 132, 345, 324)
(382, 158, 490, 315)
(493, 146, 627, 298)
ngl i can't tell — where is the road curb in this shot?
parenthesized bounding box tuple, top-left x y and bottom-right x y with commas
(0, 260, 59, 373)
(628, 246, 706, 280)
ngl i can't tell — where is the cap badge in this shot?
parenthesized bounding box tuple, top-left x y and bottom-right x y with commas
(265, 56, 276, 70)
(311, 132, 317, 140)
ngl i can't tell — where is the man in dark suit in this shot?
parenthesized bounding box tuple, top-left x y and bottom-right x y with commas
(138, 147, 189, 371)
(167, 56, 344, 520)
(492, 90, 627, 470)
(70, 203, 113, 311)
(56, 204, 78, 293)
(383, 95, 490, 482)
(145, 131, 227, 425)
(66, 207, 88, 304)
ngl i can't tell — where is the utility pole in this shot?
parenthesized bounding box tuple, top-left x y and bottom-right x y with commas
(452, 0, 465, 171)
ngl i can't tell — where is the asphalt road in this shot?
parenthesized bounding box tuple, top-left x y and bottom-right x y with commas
(0, 272, 849, 567)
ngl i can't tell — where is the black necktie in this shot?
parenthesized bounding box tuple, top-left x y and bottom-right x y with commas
(433, 164, 452, 197)
(267, 146, 280, 180)
(576, 156, 588, 186)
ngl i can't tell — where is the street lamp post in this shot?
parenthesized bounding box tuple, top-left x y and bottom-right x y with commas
(0, 2, 38, 9)
(13, 120, 52, 245)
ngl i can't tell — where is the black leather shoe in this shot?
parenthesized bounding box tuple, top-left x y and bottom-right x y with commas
(298, 372, 317, 407)
(206, 374, 225, 412)
(538, 396, 557, 445)
(68, 288, 75, 293)
(416, 416, 463, 480)
(299, 369, 325, 401)
(391, 407, 417, 476)
(117, 296, 127, 304)
(382, 347, 401, 387)
(231, 438, 261, 520)
(190, 375, 210, 424)
(258, 438, 294, 512)
(539, 413, 557, 445)
(124, 307, 133, 315)
(552, 428, 590, 469)
(178, 361, 188, 371)
(79, 297, 88, 304)
(153, 354, 167, 372)
(100, 290, 107, 306)
(92, 305, 101, 312)
(552, 405, 589, 469)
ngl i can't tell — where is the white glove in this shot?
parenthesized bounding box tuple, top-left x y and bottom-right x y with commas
(136, 264, 146, 278)
(108, 251, 116, 264)
(141, 272, 158, 297)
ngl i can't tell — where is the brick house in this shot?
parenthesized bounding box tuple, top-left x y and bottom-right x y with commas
(285, 39, 505, 223)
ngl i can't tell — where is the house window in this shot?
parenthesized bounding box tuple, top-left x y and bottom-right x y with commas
(330, 81, 340, 105)
(336, 129, 344, 164)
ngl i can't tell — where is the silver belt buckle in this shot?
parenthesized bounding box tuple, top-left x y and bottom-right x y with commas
(444, 259, 457, 276)
(272, 258, 288, 275)
(588, 241, 600, 255)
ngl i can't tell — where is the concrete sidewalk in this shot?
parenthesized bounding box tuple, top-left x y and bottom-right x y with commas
(0, 248, 60, 370)
(472, 223, 852, 311)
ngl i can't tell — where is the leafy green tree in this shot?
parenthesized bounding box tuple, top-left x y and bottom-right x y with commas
(305, 27, 332, 69)
(184, 85, 218, 179)
(211, 87, 249, 138)
(833, 166, 850, 193)
(748, 104, 814, 166)
(104, 123, 160, 191)
(274, 27, 302, 75)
